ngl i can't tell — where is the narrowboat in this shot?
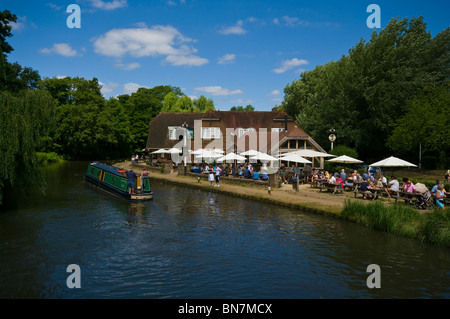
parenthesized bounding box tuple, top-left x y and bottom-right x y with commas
(85, 162, 153, 201)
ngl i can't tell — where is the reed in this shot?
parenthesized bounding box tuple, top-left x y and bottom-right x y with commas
(341, 200, 450, 247)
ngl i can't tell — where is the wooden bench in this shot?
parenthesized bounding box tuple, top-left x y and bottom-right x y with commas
(354, 185, 384, 200)
(320, 182, 343, 194)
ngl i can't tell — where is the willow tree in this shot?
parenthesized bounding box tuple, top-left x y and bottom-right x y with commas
(0, 90, 56, 204)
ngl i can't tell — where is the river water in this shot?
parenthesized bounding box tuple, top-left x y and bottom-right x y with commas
(0, 161, 448, 299)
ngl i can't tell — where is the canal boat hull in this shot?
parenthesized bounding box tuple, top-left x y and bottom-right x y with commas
(85, 162, 153, 201)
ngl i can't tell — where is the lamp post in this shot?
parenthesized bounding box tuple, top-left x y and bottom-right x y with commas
(328, 128, 336, 151)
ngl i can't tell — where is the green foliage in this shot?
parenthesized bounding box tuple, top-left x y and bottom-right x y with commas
(281, 17, 449, 162)
(341, 200, 450, 247)
(193, 95, 215, 112)
(329, 145, 358, 158)
(0, 90, 56, 204)
(387, 84, 450, 158)
(230, 105, 255, 111)
(36, 152, 63, 165)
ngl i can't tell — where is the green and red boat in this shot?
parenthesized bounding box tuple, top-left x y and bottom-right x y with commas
(85, 162, 153, 201)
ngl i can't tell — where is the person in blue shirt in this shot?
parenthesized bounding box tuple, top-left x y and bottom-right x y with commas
(252, 171, 260, 180)
(127, 169, 137, 194)
(243, 166, 251, 178)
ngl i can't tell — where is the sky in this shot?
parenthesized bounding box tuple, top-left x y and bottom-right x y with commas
(3, 0, 449, 111)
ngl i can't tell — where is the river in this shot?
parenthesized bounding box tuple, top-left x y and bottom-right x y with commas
(0, 161, 448, 299)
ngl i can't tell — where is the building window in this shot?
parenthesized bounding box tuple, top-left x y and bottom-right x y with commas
(202, 127, 221, 139)
(168, 127, 178, 140)
(238, 128, 256, 138)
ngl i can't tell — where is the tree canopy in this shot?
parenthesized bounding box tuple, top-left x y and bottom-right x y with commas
(280, 17, 449, 164)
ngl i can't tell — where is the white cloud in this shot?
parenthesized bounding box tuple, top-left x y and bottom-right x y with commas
(164, 54, 208, 66)
(230, 99, 255, 105)
(281, 16, 310, 27)
(55, 75, 68, 79)
(40, 43, 78, 57)
(9, 16, 26, 32)
(269, 90, 281, 96)
(272, 58, 309, 74)
(194, 86, 243, 96)
(218, 53, 236, 64)
(123, 82, 147, 95)
(92, 25, 208, 66)
(115, 62, 141, 70)
(89, 0, 127, 10)
(99, 81, 120, 94)
(218, 20, 247, 35)
(167, 0, 185, 5)
(47, 3, 64, 10)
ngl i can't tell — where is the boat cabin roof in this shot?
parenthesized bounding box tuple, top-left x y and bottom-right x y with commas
(89, 162, 125, 178)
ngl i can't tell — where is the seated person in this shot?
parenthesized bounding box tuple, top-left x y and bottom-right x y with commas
(403, 180, 417, 193)
(243, 167, 251, 178)
(360, 179, 373, 199)
(335, 176, 344, 187)
(344, 177, 354, 188)
(386, 176, 400, 198)
(431, 180, 443, 203)
(261, 172, 269, 180)
(252, 171, 260, 180)
(328, 174, 336, 183)
(279, 166, 288, 184)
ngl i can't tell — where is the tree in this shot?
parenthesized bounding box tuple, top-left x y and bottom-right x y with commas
(281, 17, 449, 162)
(387, 84, 450, 168)
(230, 104, 254, 111)
(162, 91, 179, 112)
(0, 90, 56, 204)
(193, 95, 214, 112)
(0, 10, 41, 93)
(175, 95, 194, 113)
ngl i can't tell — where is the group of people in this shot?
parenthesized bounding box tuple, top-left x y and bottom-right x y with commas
(191, 162, 270, 183)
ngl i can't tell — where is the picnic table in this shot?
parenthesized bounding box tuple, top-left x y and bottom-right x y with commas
(392, 191, 424, 204)
(354, 185, 385, 200)
(320, 182, 344, 194)
(311, 179, 326, 188)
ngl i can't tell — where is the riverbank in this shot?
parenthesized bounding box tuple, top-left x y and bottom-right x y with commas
(113, 161, 396, 216)
(112, 160, 450, 248)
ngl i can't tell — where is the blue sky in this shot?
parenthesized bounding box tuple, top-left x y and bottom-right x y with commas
(4, 0, 449, 111)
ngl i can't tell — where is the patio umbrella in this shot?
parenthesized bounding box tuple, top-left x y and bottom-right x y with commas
(279, 153, 312, 164)
(240, 150, 264, 156)
(327, 155, 363, 164)
(167, 147, 182, 153)
(191, 148, 224, 155)
(151, 148, 169, 154)
(250, 153, 278, 162)
(217, 152, 246, 162)
(369, 156, 417, 176)
(289, 149, 336, 158)
(369, 156, 417, 168)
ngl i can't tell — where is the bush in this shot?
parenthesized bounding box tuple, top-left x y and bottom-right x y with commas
(36, 152, 63, 165)
(341, 200, 450, 247)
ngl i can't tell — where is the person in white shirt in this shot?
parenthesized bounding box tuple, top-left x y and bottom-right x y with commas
(215, 165, 222, 187)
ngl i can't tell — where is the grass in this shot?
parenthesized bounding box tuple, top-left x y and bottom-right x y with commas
(341, 200, 450, 247)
